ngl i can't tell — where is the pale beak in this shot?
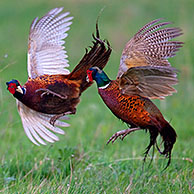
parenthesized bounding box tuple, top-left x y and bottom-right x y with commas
(16, 86, 23, 94)
(86, 75, 90, 82)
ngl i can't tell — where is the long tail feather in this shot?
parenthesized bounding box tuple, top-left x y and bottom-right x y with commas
(68, 22, 112, 92)
(145, 120, 177, 169)
(160, 122, 177, 169)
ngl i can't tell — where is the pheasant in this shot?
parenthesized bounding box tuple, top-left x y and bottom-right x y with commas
(6, 7, 111, 145)
(87, 19, 183, 168)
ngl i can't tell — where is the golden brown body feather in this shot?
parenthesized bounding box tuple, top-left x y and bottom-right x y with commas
(14, 34, 111, 119)
(98, 78, 176, 168)
(6, 7, 112, 145)
(87, 19, 182, 168)
(23, 75, 81, 114)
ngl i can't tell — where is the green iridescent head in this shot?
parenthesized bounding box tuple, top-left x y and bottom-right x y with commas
(87, 67, 111, 88)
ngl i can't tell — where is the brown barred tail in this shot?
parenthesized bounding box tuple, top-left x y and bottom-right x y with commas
(68, 23, 112, 92)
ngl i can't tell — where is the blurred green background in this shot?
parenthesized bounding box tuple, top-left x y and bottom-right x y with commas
(0, 0, 193, 193)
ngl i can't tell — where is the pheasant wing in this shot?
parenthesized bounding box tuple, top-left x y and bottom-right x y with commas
(28, 7, 73, 79)
(119, 66, 178, 99)
(17, 100, 70, 145)
(117, 19, 183, 77)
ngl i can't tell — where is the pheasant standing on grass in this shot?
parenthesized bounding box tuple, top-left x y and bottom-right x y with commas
(6, 7, 111, 145)
(87, 19, 183, 168)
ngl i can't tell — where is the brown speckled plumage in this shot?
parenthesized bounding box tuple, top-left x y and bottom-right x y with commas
(14, 30, 111, 117)
(6, 7, 112, 145)
(88, 18, 183, 168)
(23, 75, 81, 114)
(96, 73, 177, 169)
(99, 80, 152, 127)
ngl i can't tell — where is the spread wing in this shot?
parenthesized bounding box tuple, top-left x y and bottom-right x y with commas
(118, 18, 183, 78)
(28, 7, 73, 79)
(119, 66, 178, 99)
(117, 19, 183, 99)
(17, 100, 70, 146)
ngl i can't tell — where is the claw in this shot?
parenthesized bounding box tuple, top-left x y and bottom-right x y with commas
(36, 88, 67, 99)
(50, 110, 76, 126)
(107, 127, 141, 145)
(50, 117, 57, 126)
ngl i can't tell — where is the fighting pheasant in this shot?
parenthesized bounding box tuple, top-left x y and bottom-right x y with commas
(6, 7, 111, 145)
(87, 19, 183, 168)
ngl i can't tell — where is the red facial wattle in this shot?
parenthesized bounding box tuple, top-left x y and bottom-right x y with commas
(87, 70, 93, 82)
(8, 83, 17, 94)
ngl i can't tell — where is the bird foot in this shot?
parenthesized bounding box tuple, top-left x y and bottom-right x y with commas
(36, 88, 67, 99)
(107, 127, 141, 144)
(50, 110, 76, 126)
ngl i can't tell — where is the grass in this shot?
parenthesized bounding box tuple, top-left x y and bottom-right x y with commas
(0, 0, 194, 193)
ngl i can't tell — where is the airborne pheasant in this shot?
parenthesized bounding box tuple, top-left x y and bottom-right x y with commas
(6, 7, 111, 145)
(87, 19, 183, 168)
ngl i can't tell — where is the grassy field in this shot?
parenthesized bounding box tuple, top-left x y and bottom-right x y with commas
(0, 0, 194, 193)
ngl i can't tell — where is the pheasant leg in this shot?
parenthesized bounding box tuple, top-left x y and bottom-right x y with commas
(50, 109, 76, 126)
(36, 88, 67, 99)
(107, 127, 141, 144)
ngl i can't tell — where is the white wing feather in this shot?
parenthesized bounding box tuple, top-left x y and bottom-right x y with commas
(28, 7, 73, 78)
(17, 100, 70, 146)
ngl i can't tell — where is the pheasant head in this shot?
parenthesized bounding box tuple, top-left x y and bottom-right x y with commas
(6, 80, 25, 99)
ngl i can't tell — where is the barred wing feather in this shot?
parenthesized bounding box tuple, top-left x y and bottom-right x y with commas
(28, 7, 73, 78)
(17, 100, 70, 145)
(119, 66, 178, 99)
(118, 18, 183, 78)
